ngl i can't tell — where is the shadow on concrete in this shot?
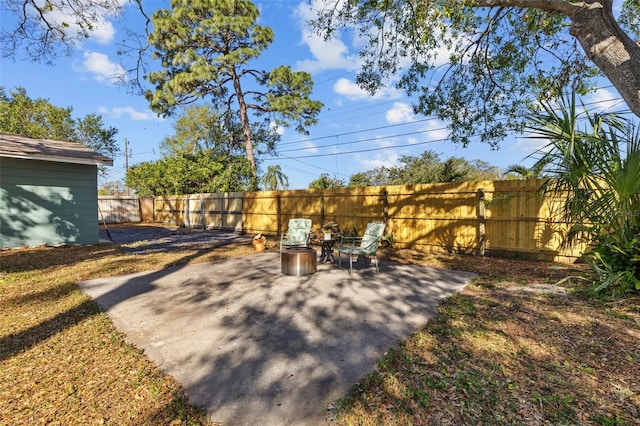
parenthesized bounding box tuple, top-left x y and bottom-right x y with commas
(78, 253, 475, 425)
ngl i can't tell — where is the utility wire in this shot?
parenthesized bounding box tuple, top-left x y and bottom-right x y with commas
(274, 94, 631, 156)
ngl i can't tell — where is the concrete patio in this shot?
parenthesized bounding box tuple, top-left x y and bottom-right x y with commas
(78, 252, 475, 425)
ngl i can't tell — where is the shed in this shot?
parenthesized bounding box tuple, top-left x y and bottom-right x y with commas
(0, 133, 113, 248)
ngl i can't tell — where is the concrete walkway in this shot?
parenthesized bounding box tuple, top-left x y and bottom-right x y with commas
(78, 253, 475, 425)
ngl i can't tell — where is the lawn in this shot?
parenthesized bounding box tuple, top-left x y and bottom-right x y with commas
(1, 228, 639, 425)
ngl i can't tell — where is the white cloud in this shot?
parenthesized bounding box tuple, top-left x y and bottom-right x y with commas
(420, 119, 450, 142)
(385, 103, 449, 141)
(586, 87, 624, 112)
(78, 51, 126, 84)
(333, 78, 401, 101)
(510, 133, 548, 155)
(89, 20, 116, 45)
(32, 1, 122, 45)
(333, 78, 368, 100)
(303, 140, 319, 153)
(386, 102, 415, 124)
(97, 106, 162, 122)
(293, 0, 456, 75)
(270, 121, 286, 136)
(293, 1, 361, 73)
(376, 136, 396, 148)
(356, 151, 400, 170)
(295, 36, 360, 73)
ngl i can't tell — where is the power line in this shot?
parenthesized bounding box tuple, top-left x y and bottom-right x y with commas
(279, 128, 443, 154)
(278, 116, 440, 147)
(267, 136, 450, 161)
(274, 94, 631, 156)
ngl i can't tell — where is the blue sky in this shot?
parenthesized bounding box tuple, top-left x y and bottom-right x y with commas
(0, 0, 628, 190)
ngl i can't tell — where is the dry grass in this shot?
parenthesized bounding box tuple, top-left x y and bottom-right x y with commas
(2, 228, 639, 425)
(331, 249, 640, 425)
(0, 228, 257, 425)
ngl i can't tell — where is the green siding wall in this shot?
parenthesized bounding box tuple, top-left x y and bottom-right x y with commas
(0, 157, 100, 248)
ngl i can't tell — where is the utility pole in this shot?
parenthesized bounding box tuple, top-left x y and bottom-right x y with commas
(124, 138, 130, 196)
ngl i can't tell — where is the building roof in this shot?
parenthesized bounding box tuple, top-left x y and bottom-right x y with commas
(0, 133, 113, 166)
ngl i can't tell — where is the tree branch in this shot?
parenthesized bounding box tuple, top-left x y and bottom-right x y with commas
(469, 0, 581, 16)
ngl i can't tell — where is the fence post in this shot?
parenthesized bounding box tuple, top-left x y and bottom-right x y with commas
(477, 188, 486, 256)
(321, 193, 325, 226)
(221, 194, 226, 229)
(185, 197, 190, 228)
(276, 194, 282, 236)
(200, 194, 205, 229)
(378, 189, 389, 224)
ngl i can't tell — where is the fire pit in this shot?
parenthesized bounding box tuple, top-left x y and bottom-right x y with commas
(281, 247, 317, 275)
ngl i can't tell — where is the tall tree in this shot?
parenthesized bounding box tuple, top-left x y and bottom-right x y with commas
(99, 180, 127, 196)
(160, 105, 226, 156)
(388, 151, 447, 184)
(262, 165, 289, 191)
(0, 86, 119, 171)
(4, 1, 640, 129)
(75, 113, 119, 162)
(312, 0, 640, 146)
(146, 0, 323, 186)
(160, 104, 278, 159)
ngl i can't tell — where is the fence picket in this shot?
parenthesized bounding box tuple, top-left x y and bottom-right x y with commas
(98, 179, 585, 261)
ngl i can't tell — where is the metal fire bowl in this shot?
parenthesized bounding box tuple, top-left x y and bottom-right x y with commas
(281, 247, 317, 275)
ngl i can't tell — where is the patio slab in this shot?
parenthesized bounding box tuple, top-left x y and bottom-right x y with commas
(78, 252, 475, 425)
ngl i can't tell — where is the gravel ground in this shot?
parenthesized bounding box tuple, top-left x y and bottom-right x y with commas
(99, 224, 253, 254)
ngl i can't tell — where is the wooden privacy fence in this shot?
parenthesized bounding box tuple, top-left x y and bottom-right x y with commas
(100, 179, 584, 262)
(153, 193, 244, 231)
(98, 196, 143, 223)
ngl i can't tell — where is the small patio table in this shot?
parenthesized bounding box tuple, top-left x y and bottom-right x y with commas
(319, 238, 337, 264)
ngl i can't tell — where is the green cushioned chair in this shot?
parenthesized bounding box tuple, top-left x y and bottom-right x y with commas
(337, 222, 386, 273)
(280, 218, 312, 252)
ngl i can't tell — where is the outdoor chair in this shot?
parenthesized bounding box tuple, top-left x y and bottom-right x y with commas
(337, 222, 386, 273)
(280, 218, 312, 253)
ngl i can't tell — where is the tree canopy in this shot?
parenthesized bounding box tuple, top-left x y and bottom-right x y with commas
(145, 0, 323, 185)
(0, 86, 119, 173)
(159, 104, 277, 159)
(348, 151, 503, 187)
(309, 173, 345, 189)
(125, 151, 253, 196)
(5, 1, 640, 152)
(127, 104, 263, 195)
(312, 0, 640, 146)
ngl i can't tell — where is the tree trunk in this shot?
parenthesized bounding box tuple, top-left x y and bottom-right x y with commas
(568, 0, 640, 117)
(230, 66, 258, 187)
(476, 0, 640, 117)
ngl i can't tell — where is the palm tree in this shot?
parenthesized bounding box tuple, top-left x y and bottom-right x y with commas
(527, 90, 640, 294)
(504, 162, 548, 179)
(262, 165, 289, 191)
